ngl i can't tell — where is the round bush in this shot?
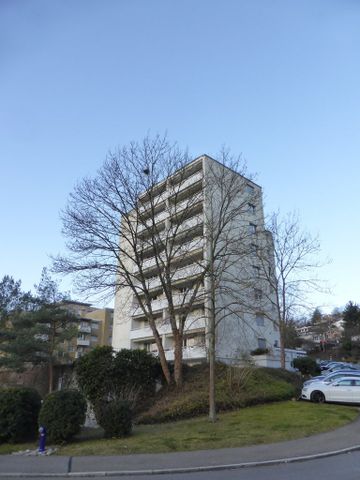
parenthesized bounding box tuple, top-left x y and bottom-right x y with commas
(39, 390, 86, 443)
(0, 387, 42, 444)
(95, 400, 132, 438)
(292, 356, 320, 376)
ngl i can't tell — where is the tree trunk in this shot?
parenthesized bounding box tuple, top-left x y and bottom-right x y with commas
(208, 274, 216, 422)
(208, 323, 216, 422)
(151, 325, 172, 384)
(174, 332, 183, 387)
(279, 323, 286, 369)
(48, 359, 53, 394)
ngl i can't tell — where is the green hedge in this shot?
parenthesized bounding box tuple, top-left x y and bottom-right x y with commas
(39, 390, 86, 443)
(0, 387, 42, 443)
(95, 400, 132, 438)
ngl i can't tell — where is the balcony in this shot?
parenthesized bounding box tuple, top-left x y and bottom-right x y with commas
(76, 339, 90, 347)
(130, 321, 173, 340)
(169, 199, 203, 225)
(131, 288, 205, 318)
(130, 324, 153, 340)
(139, 191, 168, 214)
(164, 345, 206, 361)
(78, 324, 91, 334)
(174, 214, 203, 236)
(172, 262, 203, 282)
(137, 209, 168, 233)
(169, 170, 203, 196)
(130, 311, 205, 341)
(134, 238, 203, 274)
(184, 312, 206, 332)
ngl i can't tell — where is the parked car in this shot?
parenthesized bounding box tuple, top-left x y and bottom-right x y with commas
(326, 364, 358, 373)
(303, 370, 360, 387)
(320, 361, 345, 371)
(301, 376, 360, 404)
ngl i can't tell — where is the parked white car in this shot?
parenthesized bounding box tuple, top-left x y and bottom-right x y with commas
(303, 370, 360, 388)
(301, 377, 360, 404)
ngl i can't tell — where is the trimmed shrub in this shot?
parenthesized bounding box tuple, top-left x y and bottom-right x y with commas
(75, 346, 114, 406)
(113, 348, 162, 400)
(95, 400, 132, 438)
(292, 356, 320, 376)
(0, 387, 42, 443)
(75, 347, 161, 414)
(39, 390, 86, 443)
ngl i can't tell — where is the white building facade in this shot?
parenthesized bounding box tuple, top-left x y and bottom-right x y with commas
(112, 155, 280, 364)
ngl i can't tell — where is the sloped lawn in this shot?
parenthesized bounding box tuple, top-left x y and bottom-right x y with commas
(58, 401, 358, 455)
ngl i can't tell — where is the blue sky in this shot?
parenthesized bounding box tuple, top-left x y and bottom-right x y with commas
(1, 0, 359, 313)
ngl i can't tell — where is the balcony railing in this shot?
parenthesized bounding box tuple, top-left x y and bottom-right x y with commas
(134, 237, 203, 274)
(164, 345, 206, 361)
(169, 170, 203, 196)
(76, 339, 90, 347)
(130, 312, 206, 340)
(78, 324, 91, 333)
(137, 209, 168, 233)
(131, 287, 205, 317)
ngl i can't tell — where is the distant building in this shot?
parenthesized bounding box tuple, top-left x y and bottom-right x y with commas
(61, 301, 114, 360)
(296, 316, 343, 349)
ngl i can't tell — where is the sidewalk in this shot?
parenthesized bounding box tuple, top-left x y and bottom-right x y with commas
(1, 415, 360, 477)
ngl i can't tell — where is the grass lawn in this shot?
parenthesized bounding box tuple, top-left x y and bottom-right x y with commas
(1, 401, 356, 456)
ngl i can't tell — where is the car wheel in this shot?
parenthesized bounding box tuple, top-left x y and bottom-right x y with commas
(311, 391, 325, 403)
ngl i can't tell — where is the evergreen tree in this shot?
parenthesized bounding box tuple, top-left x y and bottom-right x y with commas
(0, 275, 32, 325)
(311, 307, 322, 325)
(0, 269, 78, 392)
(342, 301, 360, 348)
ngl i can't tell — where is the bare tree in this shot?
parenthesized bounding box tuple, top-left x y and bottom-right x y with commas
(54, 136, 261, 393)
(200, 157, 260, 421)
(55, 136, 202, 385)
(254, 212, 325, 368)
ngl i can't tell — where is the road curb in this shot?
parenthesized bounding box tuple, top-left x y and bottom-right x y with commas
(1, 445, 360, 477)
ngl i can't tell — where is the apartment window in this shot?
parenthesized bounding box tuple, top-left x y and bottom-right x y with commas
(254, 288, 262, 301)
(258, 338, 267, 349)
(91, 322, 99, 330)
(91, 336, 98, 342)
(250, 243, 258, 254)
(248, 203, 256, 214)
(246, 184, 255, 195)
(249, 223, 257, 234)
(255, 313, 265, 327)
(274, 340, 279, 347)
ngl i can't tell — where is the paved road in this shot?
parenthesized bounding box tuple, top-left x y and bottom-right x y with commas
(5, 452, 360, 480)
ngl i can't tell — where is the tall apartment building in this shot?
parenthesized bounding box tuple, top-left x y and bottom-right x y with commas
(62, 301, 114, 359)
(112, 155, 280, 363)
